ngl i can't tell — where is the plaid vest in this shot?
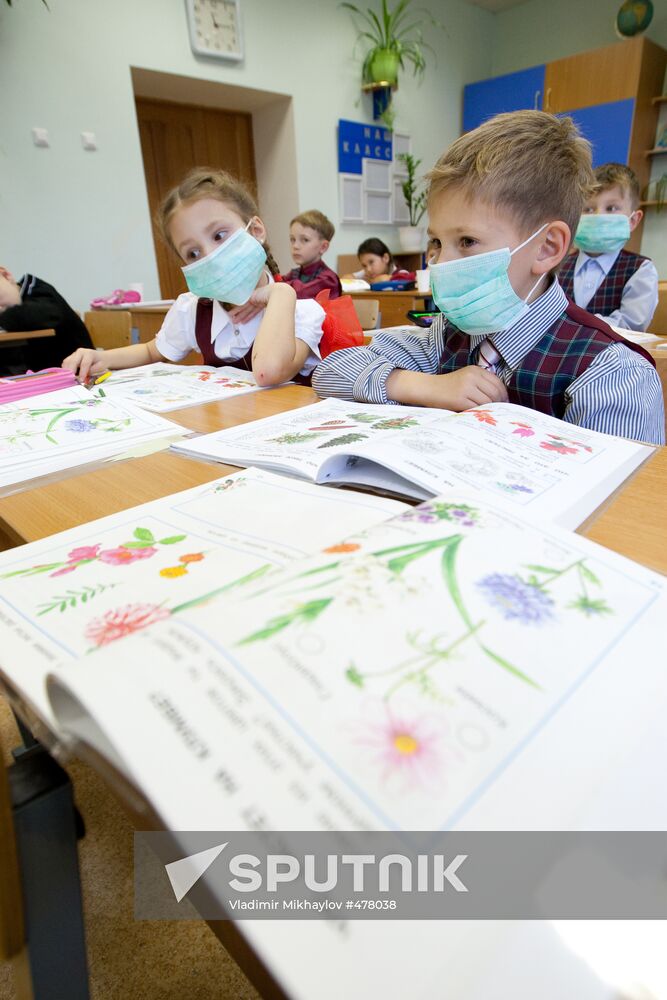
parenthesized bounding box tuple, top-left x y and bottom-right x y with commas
(559, 249, 647, 313)
(194, 299, 312, 385)
(438, 302, 655, 419)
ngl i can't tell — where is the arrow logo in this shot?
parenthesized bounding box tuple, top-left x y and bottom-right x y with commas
(165, 842, 228, 902)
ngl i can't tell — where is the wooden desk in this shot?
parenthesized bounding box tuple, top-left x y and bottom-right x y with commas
(0, 384, 319, 547)
(348, 290, 429, 328)
(0, 328, 55, 344)
(0, 382, 665, 574)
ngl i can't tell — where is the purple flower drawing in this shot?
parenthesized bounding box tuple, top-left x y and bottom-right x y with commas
(64, 419, 96, 433)
(477, 573, 554, 625)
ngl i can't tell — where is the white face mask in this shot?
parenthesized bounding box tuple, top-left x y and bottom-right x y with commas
(181, 220, 267, 304)
(429, 223, 548, 337)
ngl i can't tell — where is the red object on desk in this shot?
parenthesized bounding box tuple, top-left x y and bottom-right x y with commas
(0, 367, 78, 403)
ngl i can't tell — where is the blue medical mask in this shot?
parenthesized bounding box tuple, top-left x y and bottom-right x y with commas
(181, 221, 267, 304)
(428, 224, 548, 337)
(573, 214, 631, 255)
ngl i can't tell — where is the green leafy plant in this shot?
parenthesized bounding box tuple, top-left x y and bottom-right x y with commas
(644, 172, 667, 212)
(341, 0, 438, 85)
(398, 153, 427, 225)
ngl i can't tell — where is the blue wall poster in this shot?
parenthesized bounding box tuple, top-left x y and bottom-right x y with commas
(338, 120, 393, 175)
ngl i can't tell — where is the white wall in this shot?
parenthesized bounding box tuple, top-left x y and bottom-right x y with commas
(491, 0, 667, 277)
(0, 0, 495, 310)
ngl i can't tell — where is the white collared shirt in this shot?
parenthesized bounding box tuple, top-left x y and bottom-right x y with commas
(155, 285, 325, 376)
(572, 250, 659, 332)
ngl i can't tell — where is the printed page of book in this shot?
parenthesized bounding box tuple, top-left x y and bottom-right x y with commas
(0, 386, 186, 491)
(0, 468, 405, 733)
(46, 494, 667, 999)
(171, 399, 652, 528)
(94, 363, 262, 412)
(170, 399, 448, 482)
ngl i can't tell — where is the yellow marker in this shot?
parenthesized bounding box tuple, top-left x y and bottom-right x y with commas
(93, 371, 112, 385)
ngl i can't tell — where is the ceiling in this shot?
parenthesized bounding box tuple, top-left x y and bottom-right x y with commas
(462, 0, 532, 11)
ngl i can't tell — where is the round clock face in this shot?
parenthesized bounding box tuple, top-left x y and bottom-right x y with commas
(189, 0, 242, 60)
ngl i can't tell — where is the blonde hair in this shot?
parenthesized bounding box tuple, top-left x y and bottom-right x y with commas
(427, 111, 595, 242)
(290, 210, 335, 242)
(157, 167, 280, 275)
(594, 162, 641, 209)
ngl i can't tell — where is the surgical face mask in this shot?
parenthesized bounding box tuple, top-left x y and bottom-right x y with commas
(181, 221, 267, 304)
(429, 224, 548, 337)
(573, 213, 631, 255)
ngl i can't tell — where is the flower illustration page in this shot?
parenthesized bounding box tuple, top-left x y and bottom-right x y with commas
(94, 363, 261, 412)
(47, 493, 665, 835)
(171, 398, 653, 528)
(0, 468, 405, 732)
(0, 385, 185, 491)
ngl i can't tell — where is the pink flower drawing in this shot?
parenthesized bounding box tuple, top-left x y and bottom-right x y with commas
(511, 426, 534, 438)
(98, 545, 158, 566)
(539, 441, 578, 455)
(350, 701, 456, 791)
(85, 603, 171, 647)
(68, 545, 101, 561)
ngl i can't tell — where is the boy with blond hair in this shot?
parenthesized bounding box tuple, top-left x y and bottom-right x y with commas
(559, 162, 658, 331)
(313, 111, 664, 445)
(281, 210, 342, 300)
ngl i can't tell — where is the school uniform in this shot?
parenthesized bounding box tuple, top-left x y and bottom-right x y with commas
(559, 249, 659, 332)
(0, 274, 93, 371)
(280, 259, 342, 300)
(154, 286, 324, 383)
(312, 278, 665, 445)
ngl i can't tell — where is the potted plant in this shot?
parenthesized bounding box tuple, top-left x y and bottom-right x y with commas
(397, 153, 427, 251)
(341, 0, 435, 87)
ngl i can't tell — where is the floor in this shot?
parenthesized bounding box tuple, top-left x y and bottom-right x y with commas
(0, 696, 260, 1000)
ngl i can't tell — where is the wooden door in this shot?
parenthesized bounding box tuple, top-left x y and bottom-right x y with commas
(136, 98, 257, 299)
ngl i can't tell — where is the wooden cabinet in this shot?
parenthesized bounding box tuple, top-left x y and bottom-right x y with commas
(462, 38, 667, 253)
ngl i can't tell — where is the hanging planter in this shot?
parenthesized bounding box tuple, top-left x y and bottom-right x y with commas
(342, 0, 441, 121)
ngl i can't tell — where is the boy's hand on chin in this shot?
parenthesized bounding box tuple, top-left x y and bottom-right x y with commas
(228, 284, 273, 325)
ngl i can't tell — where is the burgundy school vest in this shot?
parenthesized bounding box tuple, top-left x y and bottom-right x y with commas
(194, 298, 312, 385)
(438, 302, 655, 419)
(558, 249, 647, 313)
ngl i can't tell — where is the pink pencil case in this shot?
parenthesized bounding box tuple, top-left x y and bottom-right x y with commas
(0, 367, 79, 404)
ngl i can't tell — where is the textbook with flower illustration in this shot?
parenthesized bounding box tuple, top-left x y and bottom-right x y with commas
(8, 483, 667, 999)
(0, 467, 406, 736)
(0, 385, 186, 492)
(170, 398, 654, 529)
(93, 362, 261, 413)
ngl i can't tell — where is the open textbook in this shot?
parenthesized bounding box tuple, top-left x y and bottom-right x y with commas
(170, 398, 654, 529)
(0, 468, 405, 735)
(93, 362, 262, 412)
(37, 487, 667, 999)
(0, 385, 185, 493)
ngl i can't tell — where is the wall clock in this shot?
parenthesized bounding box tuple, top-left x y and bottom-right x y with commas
(186, 0, 243, 61)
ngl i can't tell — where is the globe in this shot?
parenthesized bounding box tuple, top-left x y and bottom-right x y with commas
(616, 0, 654, 37)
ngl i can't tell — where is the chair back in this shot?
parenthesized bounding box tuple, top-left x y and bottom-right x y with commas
(352, 298, 380, 331)
(84, 311, 133, 350)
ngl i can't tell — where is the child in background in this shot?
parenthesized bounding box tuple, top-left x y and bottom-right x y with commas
(314, 111, 664, 445)
(281, 210, 342, 299)
(63, 169, 326, 387)
(348, 238, 397, 284)
(559, 163, 658, 331)
(0, 267, 93, 372)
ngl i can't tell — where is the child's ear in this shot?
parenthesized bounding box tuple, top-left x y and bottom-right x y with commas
(629, 208, 643, 231)
(248, 217, 268, 244)
(320, 239, 330, 255)
(532, 222, 570, 274)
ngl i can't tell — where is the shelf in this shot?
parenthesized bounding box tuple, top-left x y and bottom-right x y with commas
(645, 147, 667, 156)
(652, 96, 667, 105)
(361, 81, 398, 92)
(639, 200, 663, 207)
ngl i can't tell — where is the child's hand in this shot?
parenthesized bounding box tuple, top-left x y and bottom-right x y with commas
(436, 367, 508, 409)
(228, 284, 273, 325)
(0, 268, 21, 310)
(62, 348, 107, 384)
(387, 366, 508, 410)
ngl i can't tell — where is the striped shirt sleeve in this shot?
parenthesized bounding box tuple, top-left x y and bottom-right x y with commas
(564, 343, 665, 445)
(312, 318, 447, 403)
